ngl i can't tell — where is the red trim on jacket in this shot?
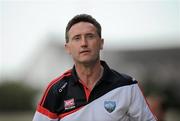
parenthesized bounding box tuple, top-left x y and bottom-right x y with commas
(37, 105, 58, 119)
(39, 69, 72, 106)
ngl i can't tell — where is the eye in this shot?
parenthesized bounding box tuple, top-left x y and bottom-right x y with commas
(86, 34, 95, 40)
(72, 35, 81, 41)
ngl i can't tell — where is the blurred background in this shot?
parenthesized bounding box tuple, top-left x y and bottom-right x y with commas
(1, 0, 180, 121)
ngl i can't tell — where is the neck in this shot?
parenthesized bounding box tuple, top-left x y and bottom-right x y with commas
(75, 60, 103, 90)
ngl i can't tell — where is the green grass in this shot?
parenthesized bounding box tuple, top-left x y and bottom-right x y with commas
(0, 112, 34, 121)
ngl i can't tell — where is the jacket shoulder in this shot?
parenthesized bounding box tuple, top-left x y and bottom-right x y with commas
(111, 69, 137, 84)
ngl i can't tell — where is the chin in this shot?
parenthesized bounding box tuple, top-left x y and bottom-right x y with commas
(79, 58, 99, 65)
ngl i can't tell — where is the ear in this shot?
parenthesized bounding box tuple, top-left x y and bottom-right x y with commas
(100, 38, 104, 50)
(65, 43, 71, 55)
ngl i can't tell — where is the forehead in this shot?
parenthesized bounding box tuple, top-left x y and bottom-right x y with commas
(68, 22, 97, 37)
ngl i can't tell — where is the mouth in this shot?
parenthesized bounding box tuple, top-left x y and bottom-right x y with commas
(80, 50, 91, 54)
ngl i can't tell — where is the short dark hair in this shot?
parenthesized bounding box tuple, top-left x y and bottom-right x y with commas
(65, 14, 101, 43)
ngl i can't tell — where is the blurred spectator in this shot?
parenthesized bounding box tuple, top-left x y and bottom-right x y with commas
(147, 94, 167, 121)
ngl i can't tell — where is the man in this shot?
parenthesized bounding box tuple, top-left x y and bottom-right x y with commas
(33, 14, 157, 121)
(147, 94, 167, 121)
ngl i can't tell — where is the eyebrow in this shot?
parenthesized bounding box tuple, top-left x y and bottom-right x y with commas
(71, 32, 96, 38)
(71, 34, 81, 39)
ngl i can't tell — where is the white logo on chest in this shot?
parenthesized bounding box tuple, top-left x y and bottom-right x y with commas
(104, 100, 116, 113)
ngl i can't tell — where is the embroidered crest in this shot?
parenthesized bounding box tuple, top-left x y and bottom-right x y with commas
(104, 100, 116, 113)
(64, 98, 75, 110)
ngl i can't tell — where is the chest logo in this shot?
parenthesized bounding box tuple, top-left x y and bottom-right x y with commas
(104, 101, 116, 113)
(59, 82, 67, 92)
(64, 98, 75, 110)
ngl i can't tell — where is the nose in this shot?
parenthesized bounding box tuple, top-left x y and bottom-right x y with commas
(81, 37, 88, 47)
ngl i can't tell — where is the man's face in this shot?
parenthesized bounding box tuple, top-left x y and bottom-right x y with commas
(65, 22, 104, 64)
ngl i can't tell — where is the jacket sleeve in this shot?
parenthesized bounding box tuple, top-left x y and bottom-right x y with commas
(32, 85, 60, 121)
(127, 84, 157, 121)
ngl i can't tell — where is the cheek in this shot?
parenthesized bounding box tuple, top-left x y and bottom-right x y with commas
(69, 46, 79, 55)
